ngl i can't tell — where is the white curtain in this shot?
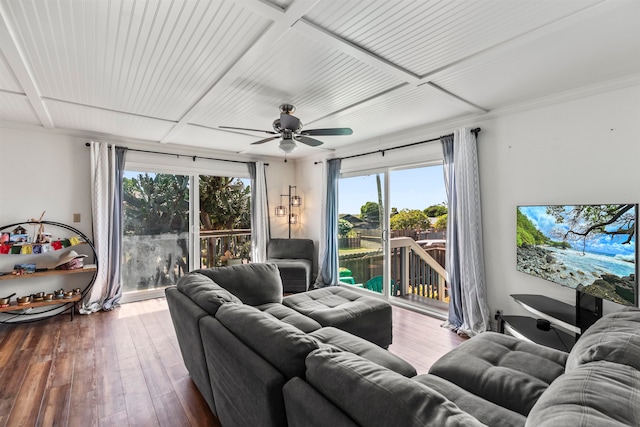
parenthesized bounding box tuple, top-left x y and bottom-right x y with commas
(249, 161, 269, 263)
(81, 142, 127, 313)
(441, 128, 490, 336)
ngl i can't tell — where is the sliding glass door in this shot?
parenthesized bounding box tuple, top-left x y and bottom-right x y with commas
(121, 171, 251, 301)
(198, 176, 252, 268)
(122, 172, 190, 295)
(338, 172, 389, 295)
(338, 165, 449, 312)
(388, 166, 449, 311)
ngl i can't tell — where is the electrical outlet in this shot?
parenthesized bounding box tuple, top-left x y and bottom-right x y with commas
(73, 213, 81, 223)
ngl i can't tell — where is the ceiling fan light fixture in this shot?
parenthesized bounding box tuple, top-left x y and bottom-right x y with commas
(279, 139, 297, 153)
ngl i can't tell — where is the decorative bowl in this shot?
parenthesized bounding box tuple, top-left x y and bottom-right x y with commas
(17, 296, 31, 305)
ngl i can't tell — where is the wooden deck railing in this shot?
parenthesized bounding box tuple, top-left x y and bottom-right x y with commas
(390, 237, 448, 302)
(199, 229, 251, 268)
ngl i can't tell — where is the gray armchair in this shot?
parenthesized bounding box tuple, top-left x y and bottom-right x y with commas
(267, 238, 315, 293)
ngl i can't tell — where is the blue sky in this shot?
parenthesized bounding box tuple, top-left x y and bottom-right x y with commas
(339, 165, 446, 215)
(519, 205, 636, 258)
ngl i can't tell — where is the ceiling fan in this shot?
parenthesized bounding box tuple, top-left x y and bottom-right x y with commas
(219, 104, 353, 153)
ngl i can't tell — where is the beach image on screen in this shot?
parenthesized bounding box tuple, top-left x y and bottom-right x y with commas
(516, 204, 637, 306)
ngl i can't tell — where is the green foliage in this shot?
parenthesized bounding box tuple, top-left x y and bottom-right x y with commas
(516, 208, 548, 247)
(338, 218, 354, 237)
(123, 174, 251, 236)
(424, 204, 448, 218)
(123, 174, 189, 235)
(434, 214, 447, 231)
(360, 201, 380, 224)
(389, 209, 429, 230)
(199, 176, 250, 230)
(546, 204, 636, 245)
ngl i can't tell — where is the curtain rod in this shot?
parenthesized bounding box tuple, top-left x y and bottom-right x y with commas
(84, 143, 268, 166)
(333, 127, 481, 162)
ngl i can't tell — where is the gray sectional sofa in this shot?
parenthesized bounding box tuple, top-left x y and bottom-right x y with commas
(166, 263, 640, 427)
(166, 263, 397, 426)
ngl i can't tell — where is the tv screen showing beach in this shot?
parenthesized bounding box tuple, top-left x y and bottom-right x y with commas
(516, 204, 637, 307)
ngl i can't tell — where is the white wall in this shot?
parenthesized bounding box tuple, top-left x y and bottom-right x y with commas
(266, 160, 297, 238)
(0, 128, 93, 237)
(297, 83, 640, 319)
(478, 85, 640, 318)
(0, 126, 295, 241)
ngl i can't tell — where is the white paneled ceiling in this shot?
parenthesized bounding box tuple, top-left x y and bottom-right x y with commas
(0, 0, 639, 159)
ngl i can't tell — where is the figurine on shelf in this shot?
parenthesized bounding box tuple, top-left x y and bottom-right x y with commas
(29, 211, 52, 243)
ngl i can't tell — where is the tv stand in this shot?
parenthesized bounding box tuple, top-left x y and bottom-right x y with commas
(498, 293, 602, 352)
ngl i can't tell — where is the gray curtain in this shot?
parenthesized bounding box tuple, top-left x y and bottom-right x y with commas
(441, 129, 490, 337)
(316, 158, 341, 287)
(249, 161, 269, 262)
(103, 147, 127, 310)
(82, 143, 127, 313)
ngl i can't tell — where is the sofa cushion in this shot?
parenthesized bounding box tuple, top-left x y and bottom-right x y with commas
(525, 361, 640, 427)
(283, 287, 392, 348)
(309, 327, 416, 377)
(176, 273, 241, 315)
(215, 303, 319, 379)
(257, 302, 322, 333)
(268, 238, 314, 261)
(429, 332, 567, 416)
(566, 307, 640, 372)
(194, 263, 283, 306)
(305, 348, 486, 427)
(416, 374, 526, 427)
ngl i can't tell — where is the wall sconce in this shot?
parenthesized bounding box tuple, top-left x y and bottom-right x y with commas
(280, 185, 301, 238)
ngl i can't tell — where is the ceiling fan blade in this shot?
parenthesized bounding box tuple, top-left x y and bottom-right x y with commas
(280, 113, 301, 131)
(219, 125, 278, 135)
(300, 127, 353, 136)
(251, 136, 280, 145)
(295, 135, 323, 147)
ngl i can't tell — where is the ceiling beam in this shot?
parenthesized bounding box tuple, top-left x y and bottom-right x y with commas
(422, 82, 488, 114)
(160, 0, 320, 143)
(294, 16, 487, 126)
(294, 18, 421, 85)
(0, 4, 53, 128)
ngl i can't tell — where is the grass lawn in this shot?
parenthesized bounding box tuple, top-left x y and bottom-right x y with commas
(338, 247, 381, 255)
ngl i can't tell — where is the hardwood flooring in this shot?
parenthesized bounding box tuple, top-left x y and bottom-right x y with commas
(0, 298, 465, 427)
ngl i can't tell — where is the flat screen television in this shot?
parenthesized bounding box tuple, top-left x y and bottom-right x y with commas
(516, 204, 637, 307)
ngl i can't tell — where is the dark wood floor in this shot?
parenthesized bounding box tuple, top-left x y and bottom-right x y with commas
(0, 298, 465, 427)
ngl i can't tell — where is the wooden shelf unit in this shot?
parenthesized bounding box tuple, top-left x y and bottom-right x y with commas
(0, 220, 98, 323)
(0, 294, 81, 312)
(0, 266, 97, 281)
